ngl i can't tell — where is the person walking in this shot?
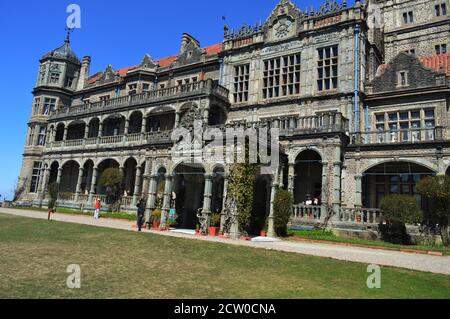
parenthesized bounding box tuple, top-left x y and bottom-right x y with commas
(136, 199, 146, 232)
(94, 198, 101, 219)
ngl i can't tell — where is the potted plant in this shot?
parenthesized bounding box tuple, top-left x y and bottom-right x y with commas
(151, 209, 161, 230)
(260, 217, 269, 237)
(209, 213, 221, 237)
(195, 223, 201, 235)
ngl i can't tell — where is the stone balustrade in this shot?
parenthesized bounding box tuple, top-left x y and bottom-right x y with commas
(50, 80, 229, 120)
(350, 127, 442, 145)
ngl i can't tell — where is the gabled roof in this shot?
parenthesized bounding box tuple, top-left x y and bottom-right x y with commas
(87, 43, 222, 86)
(419, 53, 450, 76)
(41, 38, 81, 65)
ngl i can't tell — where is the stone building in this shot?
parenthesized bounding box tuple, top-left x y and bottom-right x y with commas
(16, 0, 450, 235)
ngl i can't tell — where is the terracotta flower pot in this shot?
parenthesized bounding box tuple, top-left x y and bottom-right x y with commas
(152, 221, 161, 230)
(209, 227, 220, 237)
(260, 230, 268, 237)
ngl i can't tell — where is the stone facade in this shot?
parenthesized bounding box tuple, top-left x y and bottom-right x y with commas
(16, 0, 450, 234)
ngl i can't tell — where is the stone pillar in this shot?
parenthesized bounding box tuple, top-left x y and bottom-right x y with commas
(332, 150, 342, 220)
(62, 126, 68, 143)
(355, 174, 363, 208)
(268, 175, 278, 238)
(174, 112, 181, 128)
(202, 174, 213, 228)
(33, 125, 40, 146)
(160, 174, 173, 229)
(321, 161, 329, 221)
(141, 117, 147, 140)
(56, 167, 63, 186)
(288, 163, 295, 194)
(37, 166, 50, 203)
(146, 173, 158, 226)
(74, 167, 85, 203)
(88, 167, 98, 205)
(132, 166, 142, 207)
(220, 175, 228, 233)
(141, 159, 151, 198)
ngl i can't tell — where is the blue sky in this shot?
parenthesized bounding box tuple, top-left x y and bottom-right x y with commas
(0, 0, 356, 200)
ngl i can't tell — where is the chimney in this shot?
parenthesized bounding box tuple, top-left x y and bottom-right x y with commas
(180, 33, 200, 53)
(77, 56, 91, 91)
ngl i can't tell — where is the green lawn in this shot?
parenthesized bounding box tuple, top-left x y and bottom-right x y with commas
(289, 230, 450, 254)
(0, 213, 449, 299)
(10, 205, 136, 221)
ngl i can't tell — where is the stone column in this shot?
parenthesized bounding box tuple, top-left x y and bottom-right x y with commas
(268, 175, 278, 238)
(355, 174, 363, 208)
(123, 119, 130, 143)
(160, 174, 173, 229)
(141, 117, 147, 140)
(141, 159, 151, 198)
(37, 166, 50, 203)
(288, 163, 295, 194)
(146, 172, 158, 226)
(132, 166, 142, 207)
(321, 161, 329, 221)
(332, 148, 342, 220)
(220, 175, 228, 233)
(88, 167, 98, 205)
(202, 174, 213, 228)
(62, 126, 68, 147)
(174, 112, 181, 128)
(74, 167, 85, 203)
(56, 167, 63, 186)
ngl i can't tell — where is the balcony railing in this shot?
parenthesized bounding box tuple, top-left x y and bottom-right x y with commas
(350, 127, 442, 145)
(47, 130, 174, 151)
(291, 205, 384, 226)
(51, 80, 229, 119)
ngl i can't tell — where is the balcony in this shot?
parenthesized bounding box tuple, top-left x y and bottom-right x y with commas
(350, 127, 445, 145)
(50, 80, 230, 120)
(46, 131, 173, 152)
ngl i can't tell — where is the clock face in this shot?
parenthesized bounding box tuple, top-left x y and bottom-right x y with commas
(274, 17, 293, 39)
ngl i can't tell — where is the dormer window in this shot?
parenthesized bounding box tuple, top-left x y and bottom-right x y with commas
(187, 51, 193, 58)
(402, 11, 414, 24)
(435, 44, 447, 55)
(435, 3, 447, 16)
(397, 71, 409, 87)
(128, 83, 137, 95)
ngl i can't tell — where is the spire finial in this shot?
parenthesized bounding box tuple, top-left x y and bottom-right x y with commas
(65, 27, 73, 44)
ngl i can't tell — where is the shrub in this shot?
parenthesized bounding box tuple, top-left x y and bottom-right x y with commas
(417, 176, 450, 247)
(379, 195, 421, 245)
(211, 213, 221, 227)
(151, 209, 162, 222)
(273, 189, 294, 237)
(47, 182, 59, 211)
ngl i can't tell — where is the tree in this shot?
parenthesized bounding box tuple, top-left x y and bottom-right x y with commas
(273, 189, 294, 237)
(379, 195, 421, 245)
(47, 182, 59, 211)
(417, 176, 450, 247)
(99, 168, 123, 208)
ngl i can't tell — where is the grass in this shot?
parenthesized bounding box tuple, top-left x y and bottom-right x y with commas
(0, 213, 449, 299)
(289, 230, 450, 254)
(10, 205, 136, 221)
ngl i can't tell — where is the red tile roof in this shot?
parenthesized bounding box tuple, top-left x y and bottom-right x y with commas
(420, 53, 450, 76)
(87, 43, 222, 85)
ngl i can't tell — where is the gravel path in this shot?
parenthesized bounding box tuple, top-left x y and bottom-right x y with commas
(1, 208, 449, 276)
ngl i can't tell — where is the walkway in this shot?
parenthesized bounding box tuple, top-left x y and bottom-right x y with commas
(1, 208, 449, 276)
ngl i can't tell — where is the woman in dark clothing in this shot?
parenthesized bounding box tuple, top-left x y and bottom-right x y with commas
(136, 199, 146, 232)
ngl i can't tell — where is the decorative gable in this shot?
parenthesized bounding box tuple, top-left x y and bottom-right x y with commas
(139, 54, 158, 70)
(370, 53, 446, 93)
(98, 65, 118, 84)
(264, 0, 304, 41)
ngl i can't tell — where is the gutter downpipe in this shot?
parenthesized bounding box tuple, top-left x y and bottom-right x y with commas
(219, 58, 224, 85)
(354, 24, 361, 136)
(365, 102, 370, 144)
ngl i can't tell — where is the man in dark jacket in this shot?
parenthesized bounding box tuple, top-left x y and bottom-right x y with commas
(136, 199, 146, 232)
